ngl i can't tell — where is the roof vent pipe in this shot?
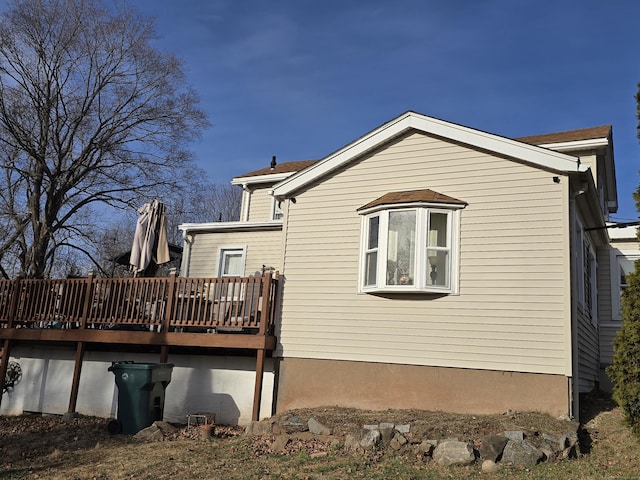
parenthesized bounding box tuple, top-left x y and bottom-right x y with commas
(270, 156, 277, 170)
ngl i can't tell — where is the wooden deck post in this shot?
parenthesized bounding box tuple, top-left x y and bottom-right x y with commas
(162, 271, 177, 335)
(252, 349, 266, 422)
(79, 273, 94, 328)
(67, 342, 86, 414)
(252, 273, 273, 421)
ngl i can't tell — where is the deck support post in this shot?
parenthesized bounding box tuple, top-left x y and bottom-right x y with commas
(68, 342, 86, 413)
(160, 345, 169, 363)
(252, 349, 266, 421)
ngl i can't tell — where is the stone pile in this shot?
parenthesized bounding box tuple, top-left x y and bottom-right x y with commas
(245, 415, 582, 469)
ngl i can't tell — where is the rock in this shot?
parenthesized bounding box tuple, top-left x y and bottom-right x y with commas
(379, 422, 395, 430)
(415, 440, 436, 456)
(283, 416, 307, 433)
(501, 440, 544, 466)
(395, 424, 410, 434)
(134, 424, 164, 441)
(360, 429, 381, 449)
(62, 412, 78, 422)
(504, 430, 524, 441)
(308, 418, 331, 435)
(540, 447, 555, 462)
(154, 421, 177, 434)
(389, 433, 408, 451)
(363, 424, 379, 430)
(432, 440, 475, 466)
(245, 419, 274, 435)
(272, 434, 290, 452)
(379, 426, 395, 445)
(481, 459, 498, 473)
(479, 435, 508, 462)
(344, 434, 361, 451)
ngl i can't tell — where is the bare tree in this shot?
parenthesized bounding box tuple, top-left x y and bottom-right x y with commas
(0, 0, 208, 278)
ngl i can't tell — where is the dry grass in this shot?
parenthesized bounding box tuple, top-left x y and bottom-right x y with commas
(0, 392, 638, 479)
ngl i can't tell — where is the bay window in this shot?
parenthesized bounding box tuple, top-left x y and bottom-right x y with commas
(359, 191, 464, 294)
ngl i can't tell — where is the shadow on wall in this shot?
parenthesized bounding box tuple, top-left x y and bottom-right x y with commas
(176, 360, 241, 426)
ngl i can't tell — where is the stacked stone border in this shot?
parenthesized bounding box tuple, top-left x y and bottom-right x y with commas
(245, 414, 582, 470)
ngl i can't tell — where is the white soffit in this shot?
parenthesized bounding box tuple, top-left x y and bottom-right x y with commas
(272, 111, 587, 197)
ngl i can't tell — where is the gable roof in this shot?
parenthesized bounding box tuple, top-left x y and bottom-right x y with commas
(357, 189, 467, 213)
(272, 111, 588, 198)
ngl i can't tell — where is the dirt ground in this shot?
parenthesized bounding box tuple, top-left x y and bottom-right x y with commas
(0, 392, 633, 480)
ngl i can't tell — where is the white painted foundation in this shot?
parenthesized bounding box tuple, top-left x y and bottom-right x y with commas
(1, 345, 274, 426)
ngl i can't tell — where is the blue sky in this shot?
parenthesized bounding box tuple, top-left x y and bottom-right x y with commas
(138, 0, 640, 220)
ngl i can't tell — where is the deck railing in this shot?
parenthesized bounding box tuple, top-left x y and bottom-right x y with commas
(0, 273, 278, 335)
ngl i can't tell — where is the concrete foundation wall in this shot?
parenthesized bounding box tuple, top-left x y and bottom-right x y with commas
(1, 345, 274, 426)
(276, 357, 570, 418)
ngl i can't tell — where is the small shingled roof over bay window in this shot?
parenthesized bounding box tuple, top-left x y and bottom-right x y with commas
(357, 188, 467, 214)
(357, 189, 467, 295)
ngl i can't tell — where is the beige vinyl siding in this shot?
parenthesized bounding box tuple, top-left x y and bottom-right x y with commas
(599, 324, 618, 366)
(247, 187, 274, 222)
(278, 131, 570, 376)
(576, 308, 599, 392)
(186, 229, 283, 277)
(597, 247, 613, 322)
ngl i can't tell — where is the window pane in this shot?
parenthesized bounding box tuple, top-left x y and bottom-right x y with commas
(368, 216, 379, 249)
(426, 250, 449, 287)
(387, 210, 416, 285)
(428, 212, 448, 247)
(365, 252, 377, 286)
(223, 252, 243, 276)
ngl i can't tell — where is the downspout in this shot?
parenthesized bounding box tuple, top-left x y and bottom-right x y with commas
(569, 179, 587, 419)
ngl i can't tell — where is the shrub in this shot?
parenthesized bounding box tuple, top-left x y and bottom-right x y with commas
(608, 257, 640, 437)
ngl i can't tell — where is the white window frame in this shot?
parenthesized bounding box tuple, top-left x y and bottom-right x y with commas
(358, 206, 461, 294)
(576, 220, 597, 325)
(271, 197, 284, 221)
(216, 245, 247, 278)
(610, 249, 640, 322)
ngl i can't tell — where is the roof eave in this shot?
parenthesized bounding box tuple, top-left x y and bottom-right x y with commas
(231, 171, 297, 186)
(179, 221, 283, 234)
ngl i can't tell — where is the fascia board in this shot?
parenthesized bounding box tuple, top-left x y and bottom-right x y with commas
(272, 112, 585, 198)
(231, 171, 296, 186)
(179, 221, 283, 234)
(536, 138, 609, 152)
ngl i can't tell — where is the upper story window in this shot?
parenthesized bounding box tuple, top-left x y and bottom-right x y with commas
(612, 253, 639, 321)
(575, 221, 597, 325)
(358, 189, 466, 294)
(271, 198, 284, 221)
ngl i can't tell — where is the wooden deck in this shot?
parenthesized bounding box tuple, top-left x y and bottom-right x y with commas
(0, 273, 279, 421)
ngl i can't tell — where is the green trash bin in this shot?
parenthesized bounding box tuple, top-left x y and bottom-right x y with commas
(108, 361, 174, 435)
